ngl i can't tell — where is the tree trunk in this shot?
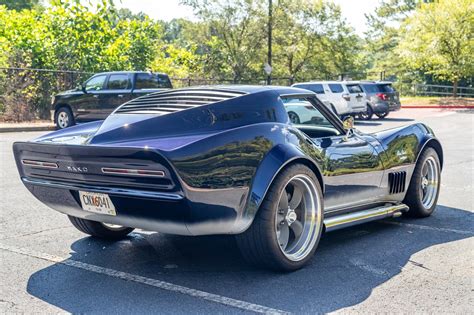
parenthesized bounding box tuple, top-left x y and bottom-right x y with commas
(453, 79, 458, 97)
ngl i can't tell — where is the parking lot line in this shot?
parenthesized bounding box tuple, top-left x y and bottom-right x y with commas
(381, 221, 474, 235)
(0, 243, 289, 315)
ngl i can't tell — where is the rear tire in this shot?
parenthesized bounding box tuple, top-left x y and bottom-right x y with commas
(235, 164, 324, 271)
(376, 111, 389, 119)
(403, 148, 441, 218)
(68, 216, 134, 240)
(359, 104, 373, 120)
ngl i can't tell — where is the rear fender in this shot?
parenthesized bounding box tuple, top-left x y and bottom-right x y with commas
(234, 143, 324, 234)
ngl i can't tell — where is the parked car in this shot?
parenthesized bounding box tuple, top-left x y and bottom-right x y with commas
(292, 81, 367, 117)
(14, 86, 442, 271)
(52, 71, 172, 129)
(355, 81, 402, 120)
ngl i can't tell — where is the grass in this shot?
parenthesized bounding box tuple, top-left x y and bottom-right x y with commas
(400, 96, 474, 107)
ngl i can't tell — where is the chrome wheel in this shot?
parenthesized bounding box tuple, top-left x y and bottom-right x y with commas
(420, 156, 439, 209)
(57, 111, 69, 128)
(275, 174, 322, 262)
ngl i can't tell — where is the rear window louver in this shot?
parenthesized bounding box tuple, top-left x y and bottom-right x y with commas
(115, 88, 247, 114)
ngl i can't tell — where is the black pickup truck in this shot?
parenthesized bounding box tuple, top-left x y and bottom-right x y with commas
(52, 71, 172, 129)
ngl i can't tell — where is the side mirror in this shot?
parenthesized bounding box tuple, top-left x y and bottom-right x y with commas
(342, 116, 354, 140)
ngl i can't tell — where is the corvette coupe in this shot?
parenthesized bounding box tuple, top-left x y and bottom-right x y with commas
(13, 86, 443, 271)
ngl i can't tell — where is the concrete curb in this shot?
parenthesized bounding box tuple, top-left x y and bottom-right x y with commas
(0, 125, 55, 133)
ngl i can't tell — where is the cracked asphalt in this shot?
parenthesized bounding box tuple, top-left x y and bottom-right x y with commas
(1, 108, 473, 313)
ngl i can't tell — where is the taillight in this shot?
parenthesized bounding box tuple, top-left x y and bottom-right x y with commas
(22, 159, 58, 169)
(101, 167, 165, 177)
(376, 93, 388, 101)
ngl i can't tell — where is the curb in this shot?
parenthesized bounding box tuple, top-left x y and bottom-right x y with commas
(401, 105, 474, 109)
(0, 126, 55, 133)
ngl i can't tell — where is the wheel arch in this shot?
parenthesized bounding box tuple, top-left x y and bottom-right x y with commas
(418, 138, 444, 169)
(54, 103, 73, 123)
(234, 144, 324, 234)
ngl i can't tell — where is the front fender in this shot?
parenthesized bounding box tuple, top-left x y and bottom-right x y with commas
(233, 143, 324, 234)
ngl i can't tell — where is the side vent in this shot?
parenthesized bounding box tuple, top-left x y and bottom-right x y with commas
(388, 171, 407, 194)
(115, 88, 247, 114)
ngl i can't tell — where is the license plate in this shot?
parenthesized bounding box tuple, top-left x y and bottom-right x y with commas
(79, 191, 116, 216)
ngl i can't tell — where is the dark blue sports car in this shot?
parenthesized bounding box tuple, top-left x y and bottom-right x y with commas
(13, 86, 443, 271)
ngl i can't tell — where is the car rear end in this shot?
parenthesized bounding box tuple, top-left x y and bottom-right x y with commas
(377, 82, 401, 112)
(13, 142, 195, 235)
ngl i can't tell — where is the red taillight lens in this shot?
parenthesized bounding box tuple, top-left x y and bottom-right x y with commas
(376, 93, 388, 101)
(101, 167, 165, 177)
(22, 159, 58, 169)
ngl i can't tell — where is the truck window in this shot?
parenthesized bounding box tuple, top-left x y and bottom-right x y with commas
(328, 84, 343, 93)
(106, 74, 131, 90)
(294, 84, 325, 94)
(135, 73, 172, 89)
(85, 75, 106, 91)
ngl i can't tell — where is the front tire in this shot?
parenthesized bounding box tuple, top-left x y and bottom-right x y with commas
(404, 147, 441, 217)
(68, 216, 134, 240)
(55, 107, 74, 129)
(236, 164, 324, 271)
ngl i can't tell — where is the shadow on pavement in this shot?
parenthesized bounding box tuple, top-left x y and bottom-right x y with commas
(26, 205, 473, 313)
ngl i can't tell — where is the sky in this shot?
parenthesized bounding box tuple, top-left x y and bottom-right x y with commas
(113, 0, 379, 36)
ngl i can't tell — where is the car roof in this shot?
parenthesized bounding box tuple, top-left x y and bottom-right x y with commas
(183, 85, 316, 96)
(92, 71, 169, 76)
(348, 80, 394, 85)
(293, 81, 344, 85)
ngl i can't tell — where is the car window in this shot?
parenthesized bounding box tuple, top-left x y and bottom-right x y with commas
(106, 74, 130, 90)
(346, 84, 363, 94)
(282, 97, 339, 132)
(135, 73, 172, 89)
(378, 84, 395, 93)
(328, 84, 343, 93)
(362, 84, 382, 93)
(294, 84, 325, 94)
(85, 75, 106, 91)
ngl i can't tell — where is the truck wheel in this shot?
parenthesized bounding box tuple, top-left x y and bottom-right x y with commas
(376, 111, 389, 119)
(55, 107, 74, 129)
(403, 148, 441, 218)
(359, 104, 373, 120)
(68, 216, 134, 240)
(236, 164, 324, 271)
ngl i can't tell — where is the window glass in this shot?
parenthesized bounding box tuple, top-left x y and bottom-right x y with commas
(135, 73, 172, 89)
(346, 84, 363, 94)
(328, 84, 343, 93)
(106, 74, 130, 90)
(294, 84, 325, 94)
(362, 84, 383, 93)
(85, 75, 106, 91)
(378, 84, 395, 93)
(282, 97, 339, 134)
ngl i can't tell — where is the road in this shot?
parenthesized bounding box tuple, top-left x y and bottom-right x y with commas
(1, 108, 473, 313)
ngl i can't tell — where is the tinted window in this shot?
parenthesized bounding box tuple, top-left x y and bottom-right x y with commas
(135, 73, 172, 89)
(362, 84, 383, 93)
(85, 75, 106, 91)
(107, 74, 130, 90)
(294, 84, 325, 94)
(328, 84, 343, 93)
(378, 84, 395, 93)
(346, 84, 363, 94)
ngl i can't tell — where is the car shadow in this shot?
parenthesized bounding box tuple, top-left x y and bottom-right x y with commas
(26, 205, 473, 313)
(379, 117, 415, 122)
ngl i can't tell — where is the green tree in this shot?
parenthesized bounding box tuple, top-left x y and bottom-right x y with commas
(397, 0, 474, 95)
(0, 0, 42, 11)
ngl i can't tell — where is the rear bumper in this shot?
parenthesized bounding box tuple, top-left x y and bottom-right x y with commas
(21, 177, 247, 236)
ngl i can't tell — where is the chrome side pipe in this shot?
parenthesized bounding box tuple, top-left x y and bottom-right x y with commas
(324, 204, 409, 232)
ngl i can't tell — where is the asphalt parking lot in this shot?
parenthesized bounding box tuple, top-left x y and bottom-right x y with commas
(1, 108, 473, 314)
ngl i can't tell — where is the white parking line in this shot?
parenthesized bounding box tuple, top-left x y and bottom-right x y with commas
(0, 243, 289, 315)
(382, 221, 474, 235)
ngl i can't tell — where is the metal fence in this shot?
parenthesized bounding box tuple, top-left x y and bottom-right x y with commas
(411, 83, 474, 97)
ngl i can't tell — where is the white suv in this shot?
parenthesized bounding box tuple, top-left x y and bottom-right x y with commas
(292, 81, 367, 117)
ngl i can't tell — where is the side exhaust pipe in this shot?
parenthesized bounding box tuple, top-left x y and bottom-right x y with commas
(324, 204, 409, 232)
